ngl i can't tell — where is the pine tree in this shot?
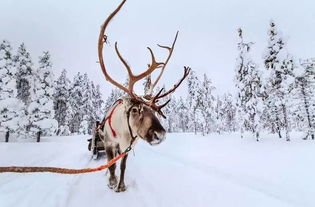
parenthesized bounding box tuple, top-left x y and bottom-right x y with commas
(235, 28, 259, 139)
(14, 43, 34, 105)
(54, 69, 73, 135)
(91, 82, 104, 124)
(214, 96, 224, 134)
(164, 96, 177, 132)
(187, 70, 201, 134)
(28, 51, 58, 136)
(263, 21, 295, 141)
(80, 73, 94, 134)
(293, 59, 315, 139)
(0, 40, 25, 136)
(199, 74, 216, 134)
(176, 97, 189, 132)
(220, 94, 237, 133)
(69, 72, 84, 133)
(79, 115, 90, 135)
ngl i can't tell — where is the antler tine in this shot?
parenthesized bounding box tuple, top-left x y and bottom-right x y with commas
(153, 99, 171, 119)
(157, 66, 191, 99)
(158, 99, 171, 112)
(133, 47, 164, 81)
(98, 0, 131, 96)
(115, 42, 134, 78)
(150, 87, 165, 104)
(149, 31, 179, 95)
(114, 42, 140, 92)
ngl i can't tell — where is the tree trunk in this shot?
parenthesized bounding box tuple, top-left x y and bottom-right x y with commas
(281, 104, 290, 141)
(255, 131, 259, 142)
(37, 131, 42, 142)
(5, 131, 9, 142)
(275, 111, 282, 139)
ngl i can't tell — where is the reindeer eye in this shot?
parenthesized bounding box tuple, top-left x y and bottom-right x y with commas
(132, 108, 138, 113)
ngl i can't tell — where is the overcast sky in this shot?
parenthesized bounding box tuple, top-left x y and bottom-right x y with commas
(1, 0, 315, 97)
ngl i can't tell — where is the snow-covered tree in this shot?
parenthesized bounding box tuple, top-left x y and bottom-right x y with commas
(28, 51, 58, 136)
(163, 96, 178, 132)
(213, 96, 224, 134)
(293, 59, 315, 139)
(79, 115, 90, 135)
(14, 43, 34, 105)
(68, 73, 104, 134)
(54, 69, 73, 135)
(80, 73, 95, 134)
(176, 97, 189, 132)
(91, 82, 104, 124)
(235, 28, 263, 140)
(220, 93, 237, 133)
(187, 70, 202, 134)
(68, 73, 84, 133)
(199, 74, 216, 134)
(263, 21, 296, 141)
(0, 40, 25, 136)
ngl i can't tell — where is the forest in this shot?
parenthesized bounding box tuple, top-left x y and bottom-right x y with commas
(0, 20, 314, 141)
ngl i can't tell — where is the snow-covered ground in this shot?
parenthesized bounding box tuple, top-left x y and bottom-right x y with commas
(0, 132, 314, 207)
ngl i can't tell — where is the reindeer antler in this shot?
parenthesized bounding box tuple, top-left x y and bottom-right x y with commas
(98, 0, 190, 118)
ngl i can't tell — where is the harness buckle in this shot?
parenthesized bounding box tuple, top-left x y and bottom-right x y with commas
(125, 146, 132, 153)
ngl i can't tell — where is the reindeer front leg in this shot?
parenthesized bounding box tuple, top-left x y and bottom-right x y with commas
(105, 147, 118, 189)
(115, 154, 128, 192)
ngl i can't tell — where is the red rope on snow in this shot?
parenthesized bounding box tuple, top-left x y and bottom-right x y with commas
(0, 152, 127, 174)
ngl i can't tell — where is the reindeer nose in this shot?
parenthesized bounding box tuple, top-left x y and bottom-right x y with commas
(151, 130, 166, 145)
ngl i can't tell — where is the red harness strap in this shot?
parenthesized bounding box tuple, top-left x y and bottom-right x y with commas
(97, 99, 123, 138)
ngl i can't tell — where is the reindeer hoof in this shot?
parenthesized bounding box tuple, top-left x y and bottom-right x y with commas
(115, 184, 127, 192)
(107, 176, 118, 189)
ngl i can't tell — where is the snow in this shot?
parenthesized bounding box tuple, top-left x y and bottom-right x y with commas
(0, 132, 315, 207)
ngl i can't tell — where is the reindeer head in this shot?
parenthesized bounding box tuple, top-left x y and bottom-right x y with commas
(98, 0, 190, 145)
(123, 98, 166, 145)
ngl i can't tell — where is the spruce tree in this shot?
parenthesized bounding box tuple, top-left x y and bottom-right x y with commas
(199, 74, 216, 134)
(0, 40, 25, 136)
(69, 72, 84, 133)
(14, 43, 34, 105)
(176, 97, 189, 132)
(294, 59, 315, 139)
(263, 21, 295, 141)
(187, 70, 201, 134)
(221, 94, 237, 133)
(54, 69, 73, 135)
(235, 28, 261, 139)
(28, 51, 57, 136)
(91, 82, 104, 124)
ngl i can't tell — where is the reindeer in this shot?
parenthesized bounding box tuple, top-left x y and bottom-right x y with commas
(97, 0, 190, 192)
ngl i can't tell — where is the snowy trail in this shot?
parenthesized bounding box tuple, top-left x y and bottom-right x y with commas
(142, 147, 301, 207)
(1, 133, 315, 207)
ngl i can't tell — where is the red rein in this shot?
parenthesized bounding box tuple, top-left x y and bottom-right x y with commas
(98, 99, 123, 138)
